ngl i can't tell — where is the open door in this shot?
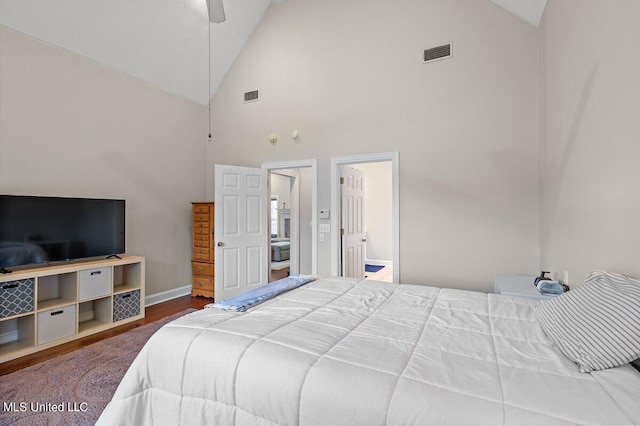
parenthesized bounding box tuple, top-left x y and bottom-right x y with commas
(341, 166, 366, 278)
(214, 164, 269, 301)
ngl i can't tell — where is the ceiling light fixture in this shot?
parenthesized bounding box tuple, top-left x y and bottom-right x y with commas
(206, 0, 226, 23)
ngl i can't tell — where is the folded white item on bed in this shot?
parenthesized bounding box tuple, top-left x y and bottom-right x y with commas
(98, 277, 640, 426)
(209, 276, 315, 312)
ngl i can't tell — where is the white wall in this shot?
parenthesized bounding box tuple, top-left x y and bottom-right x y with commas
(355, 162, 393, 263)
(0, 27, 207, 297)
(539, 0, 640, 286)
(208, 0, 540, 291)
(270, 173, 292, 211)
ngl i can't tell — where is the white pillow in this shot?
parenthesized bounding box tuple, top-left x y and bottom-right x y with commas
(535, 271, 640, 373)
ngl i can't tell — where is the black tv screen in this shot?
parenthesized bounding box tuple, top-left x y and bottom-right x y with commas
(0, 195, 125, 269)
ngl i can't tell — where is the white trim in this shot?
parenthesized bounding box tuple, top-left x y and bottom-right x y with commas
(271, 169, 299, 178)
(331, 152, 400, 283)
(262, 159, 318, 276)
(144, 284, 192, 307)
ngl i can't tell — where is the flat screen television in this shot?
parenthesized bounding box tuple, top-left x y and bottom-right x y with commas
(0, 195, 125, 270)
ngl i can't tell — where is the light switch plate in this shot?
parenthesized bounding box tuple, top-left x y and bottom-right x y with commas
(319, 224, 330, 233)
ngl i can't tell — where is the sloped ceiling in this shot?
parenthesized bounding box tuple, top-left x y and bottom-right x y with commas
(0, 0, 273, 105)
(490, 0, 548, 27)
(0, 0, 547, 106)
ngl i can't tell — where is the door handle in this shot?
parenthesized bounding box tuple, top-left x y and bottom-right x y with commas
(217, 242, 224, 247)
(361, 237, 367, 242)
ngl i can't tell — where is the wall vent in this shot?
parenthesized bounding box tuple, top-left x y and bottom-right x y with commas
(244, 90, 259, 103)
(422, 43, 452, 64)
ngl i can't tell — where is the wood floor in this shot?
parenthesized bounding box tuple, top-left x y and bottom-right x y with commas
(270, 266, 290, 281)
(0, 295, 210, 377)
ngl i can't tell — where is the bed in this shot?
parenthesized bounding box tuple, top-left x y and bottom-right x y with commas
(98, 276, 640, 425)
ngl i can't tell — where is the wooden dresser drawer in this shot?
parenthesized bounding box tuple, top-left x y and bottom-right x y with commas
(193, 239, 210, 248)
(192, 276, 214, 292)
(193, 233, 209, 241)
(193, 226, 211, 236)
(193, 221, 210, 230)
(192, 246, 210, 255)
(193, 204, 210, 214)
(192, 262, 214, 276)
(192, 251, 211, 261)
(193, 213, 211, 222)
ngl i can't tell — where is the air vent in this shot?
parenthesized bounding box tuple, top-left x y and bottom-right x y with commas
(244, 90, 259, 103)
(422, 43, 452, 64)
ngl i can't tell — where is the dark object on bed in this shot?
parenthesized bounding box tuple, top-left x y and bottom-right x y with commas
(534, 270, 552, 286)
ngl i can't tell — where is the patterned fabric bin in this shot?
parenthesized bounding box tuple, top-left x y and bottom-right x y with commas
(113, 290, 140, 322)
(1, 278, 35, 318)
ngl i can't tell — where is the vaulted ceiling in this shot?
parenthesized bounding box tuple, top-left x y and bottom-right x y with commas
(0, 0, 547, 106)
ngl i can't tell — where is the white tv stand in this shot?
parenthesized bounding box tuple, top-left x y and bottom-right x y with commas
(0, 255, 144, 364)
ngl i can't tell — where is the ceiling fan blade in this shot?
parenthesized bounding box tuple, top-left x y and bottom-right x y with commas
(206, 0, 226, 23)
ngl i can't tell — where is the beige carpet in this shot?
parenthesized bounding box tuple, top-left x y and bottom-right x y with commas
(0, 308, 196, 425)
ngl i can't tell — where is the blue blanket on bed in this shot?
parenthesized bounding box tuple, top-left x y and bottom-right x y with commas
(209, 276, 315, 312)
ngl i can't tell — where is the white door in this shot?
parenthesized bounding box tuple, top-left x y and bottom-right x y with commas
(214, 165, 269, 301)
(341, 166, 365, 278)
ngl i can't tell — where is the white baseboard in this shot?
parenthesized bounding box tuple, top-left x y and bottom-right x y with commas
(365, 259, 393, 267)
(144, 284, 192, 307)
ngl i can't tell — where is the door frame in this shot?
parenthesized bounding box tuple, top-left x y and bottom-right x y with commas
(262, 159, 318, 276)
(330, 152, 399, 283)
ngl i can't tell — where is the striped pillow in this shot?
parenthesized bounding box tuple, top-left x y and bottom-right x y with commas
(535, 271, 640, 373)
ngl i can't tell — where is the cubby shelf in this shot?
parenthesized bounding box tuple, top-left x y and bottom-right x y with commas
(78, 319, 110, 334)
(0, 255, 145, 364)
(37, 298, 76, 312)
(113, 284, 140, 295)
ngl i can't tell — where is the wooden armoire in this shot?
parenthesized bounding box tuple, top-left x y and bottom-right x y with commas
(191, 202, 214, 298)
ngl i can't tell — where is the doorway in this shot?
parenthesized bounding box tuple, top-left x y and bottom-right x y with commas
(331, 152, 399, 283)
(269, 170, 295, 281)
(263, 160, 318, 281)
(345, 162, 394, 282)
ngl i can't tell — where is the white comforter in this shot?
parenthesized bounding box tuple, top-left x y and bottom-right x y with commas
(98, 277, 640, 425)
